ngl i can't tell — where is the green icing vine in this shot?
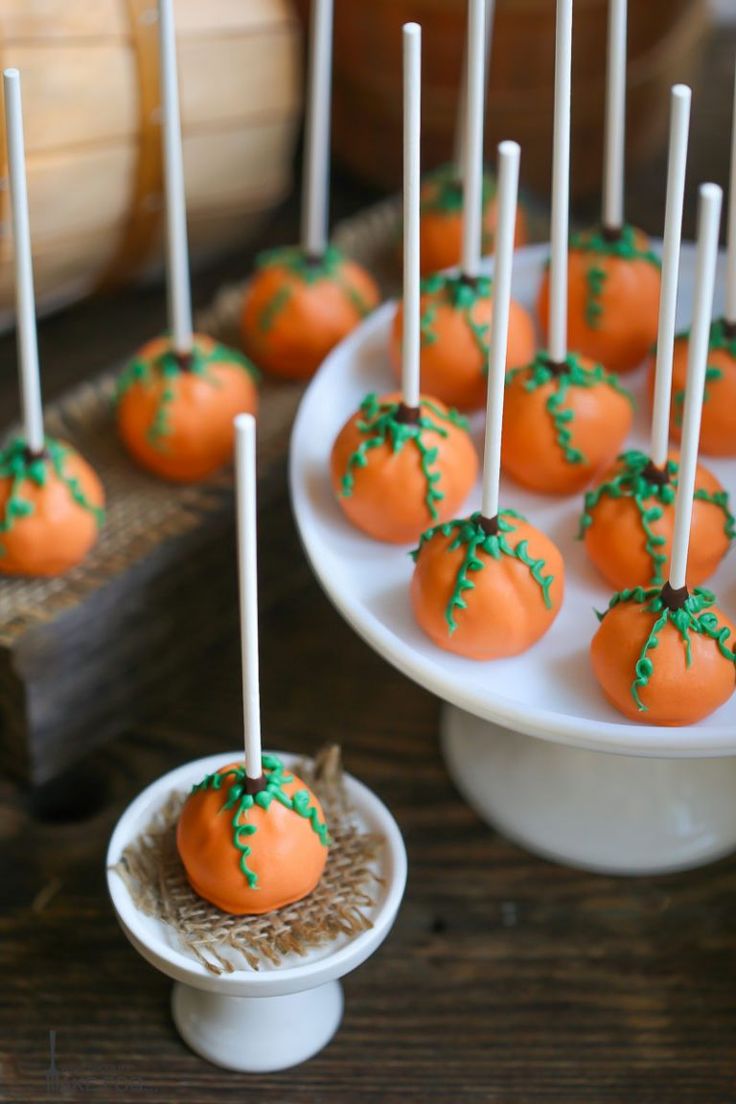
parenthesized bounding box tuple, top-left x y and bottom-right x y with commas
(506, 351, 632, 466)
(673, 317, 735, 426)
(253, 244, 373, 334)
(116, 337, 258, 452)
(579, 450, 735, 586)
(597, 586, 736, 712)
(420, 272, 493, 366)
(412, 509, 555, 633)
(190, 753, 331, 890)
(569, 225, 660, 331)
(339, 393, 469, 523)
(0, 436, 104, 556)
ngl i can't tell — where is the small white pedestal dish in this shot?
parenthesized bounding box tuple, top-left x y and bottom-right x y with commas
(107, 752, 407, 1072)
(289, 243, 736, 876)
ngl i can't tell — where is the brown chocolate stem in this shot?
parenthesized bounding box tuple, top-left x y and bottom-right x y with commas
(395, 402, 421, 425)
(543, 356, 570, 376)
(478, 514, 499, 536)
(641, 459, 670, 487)
(243, 774, 268, 796)
(601, 224, 623, 243)
(174, 350, 193, 372)
(722, 318, 736, 340)
(24, 446, 48, 464)
(660, 581, 689, 611)
(458, 272, 480, 290)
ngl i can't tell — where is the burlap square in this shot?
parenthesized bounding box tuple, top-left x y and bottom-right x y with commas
(111, 746, 385, 975)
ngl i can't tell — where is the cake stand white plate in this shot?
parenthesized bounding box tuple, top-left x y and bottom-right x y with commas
(107, 752, 407, 1071)
(289, 242, 736, 875)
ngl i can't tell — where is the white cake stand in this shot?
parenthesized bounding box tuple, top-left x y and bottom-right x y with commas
(107, 752, 407, 1072)
(289, 243, 736, 876)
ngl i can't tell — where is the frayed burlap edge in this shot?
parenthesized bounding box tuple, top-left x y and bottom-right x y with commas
(111, 746, 385, 975)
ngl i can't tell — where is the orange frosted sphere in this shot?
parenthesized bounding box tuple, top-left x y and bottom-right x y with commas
(591, 587, 736, 725)
(241, 246, 380, 381)
(537, 226, 661, 373)
(418, 165, 529, 276)
(0, 437, 104, 576)
(581, 451, 733, 590)
(501, 352, 633, 495)
(660, 321, 736, 456)
(390, 273, 536, 411)
(411, 510, 564, 660)
(117, 333, 258, 483)
(177, 757, 330, 916)
(330, 392, 478, 544)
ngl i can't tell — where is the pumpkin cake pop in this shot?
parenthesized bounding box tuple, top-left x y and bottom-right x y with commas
(502, 0, 633, 496)
(118, 0, 258, 484)
(177, 415, 330, 914)
(391, 0, 534, 411)
(537, 0, 661, 374)
(579, 85, 734, 588)
(331, 25, 477, 545)
(412, 143, 564, 660)
(0, 69, 105, 577)
(240, 0, 379, 381)
(117, 334, 258, 482)
(592, 183, 736, 726)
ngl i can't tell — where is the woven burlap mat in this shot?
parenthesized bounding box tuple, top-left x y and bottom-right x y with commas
(111, 746, 385, 975)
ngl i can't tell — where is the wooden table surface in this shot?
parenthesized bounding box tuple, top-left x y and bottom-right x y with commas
(3, 25, 736, 1104)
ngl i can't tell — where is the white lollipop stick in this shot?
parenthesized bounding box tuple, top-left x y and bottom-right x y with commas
(460, 0, 487, 279)
(548, 0, 573, 364)
(481, 141, 520, 521)
(668, 183, 722, 593)
(158, 0, 192, 355)
(4, 69, 43, 455)
(402, 22, 421, 411)
(725, 60, 736, 327)
(300, 0, 334, 258)
(602, 0, 627, 232)
(454, 0, 495, 191)
(234, 414, 263, 783)
(649, 84, 691, 470)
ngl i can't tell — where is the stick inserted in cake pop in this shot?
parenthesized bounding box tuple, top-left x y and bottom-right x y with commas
(547, 0, 572, 364)
(726, 63, 736, 333)
(301, 0, 333, 260)
(401, 21, 421, 413)
(459, 0, 487, 280)
(234, 413, 264, 789)
(4, 68, 43, 456)
(602, 0, 627, 236)
(453, 0, 494, 180)
(649, 85, 690, 470)
(668, 184, 722, 595)
(480, 140, 519, 522)
(158, 0, 192, 355)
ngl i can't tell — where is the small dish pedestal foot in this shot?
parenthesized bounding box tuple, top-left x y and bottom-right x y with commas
(441, 704, 736, 875)
(171, 978, 343, 1072)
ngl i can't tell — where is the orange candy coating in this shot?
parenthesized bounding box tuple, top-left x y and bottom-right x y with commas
(591, 592, 736, 725)
(117, 333, 258, 483)
(330, 392, 479, 544)
(418, 167, 529, 276)
(537, 226, 661, 373)
(177, 760, 329, 916)
(0, 438, 104, 576)
(501, 354, 633, 495)
(660, 326, 736, 456)
(411, 512, 564, 660)
(582, 453, 733, 590)
(241, 246, 380, 381)
(390, 274, 536, 411)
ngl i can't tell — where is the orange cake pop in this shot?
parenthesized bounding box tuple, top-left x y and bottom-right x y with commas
(663, 320, 736, 456)
(418, 164, 529, 277)
(390, 273, 535, 411)
(580, 451, 733, 590)
(116, 334, 258, 483)
(177, 755, 329, 916)
(501, 352, 633, 495)
(241, 246, 379, 381)
(536, 226, 661, 374)
(330, 392, 478, 544)
(591, 584, 736, 725)
(0, 438, 104, 576)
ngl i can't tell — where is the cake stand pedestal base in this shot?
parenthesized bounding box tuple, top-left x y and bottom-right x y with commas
(441, 704, 736, 875)
(171, 978, 343, 1072)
